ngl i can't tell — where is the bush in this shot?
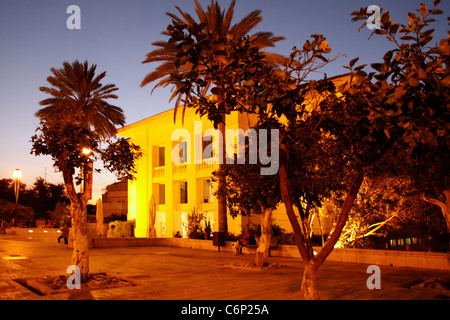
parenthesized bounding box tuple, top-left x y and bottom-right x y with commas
(186, 208, 206, 239)
(108, 220, 135, 237)
(278, 232, 296, 245)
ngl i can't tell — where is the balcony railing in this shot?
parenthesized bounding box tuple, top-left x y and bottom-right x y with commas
(196, 161, 214, 171)
(154, 166, 165, 177)
(174, 163, 187, 174)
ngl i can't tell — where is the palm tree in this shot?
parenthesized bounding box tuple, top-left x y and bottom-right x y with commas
(141, 0, 284, 234)
(35, 60, 125, 281)
(36, 60, 125, 139)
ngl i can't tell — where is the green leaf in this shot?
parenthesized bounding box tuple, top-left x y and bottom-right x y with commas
(389, 23, 399, 34)
(349, 57, 359, 68)
(439, 39, 450, 55)
(243, 79, 255, 87)
(417, 68, 428, 80)
(408, 77, 420, 87)
(394, 86, 407, 99)
(374, 29, 387, 36)
(433, 0, 442, 8)
(371, 63, 384, 72)
(441, 75, 450, 87)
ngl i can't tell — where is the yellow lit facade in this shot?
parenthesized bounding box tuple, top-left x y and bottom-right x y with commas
(118, 107, 333, 238)
(118, 107, 266, 237)
(118, 75, 350, 238)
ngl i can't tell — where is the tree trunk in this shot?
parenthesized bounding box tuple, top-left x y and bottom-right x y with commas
(278, 138, 310, 261)
(315, 170, 365, 266)
(278, 135, 366, 300)
(217, 120, 227, 234)
(256, 208, 273, 268)
(70, 200, 89, 283)
(301, 262, 320, 300)
(62, 166, 90, 283)
(422, 189, 450, 234)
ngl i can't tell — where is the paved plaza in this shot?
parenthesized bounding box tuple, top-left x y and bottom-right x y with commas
(0, 232, 449, 302)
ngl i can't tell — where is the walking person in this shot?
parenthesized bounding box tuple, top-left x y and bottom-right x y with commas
(58, 224, 69, 245)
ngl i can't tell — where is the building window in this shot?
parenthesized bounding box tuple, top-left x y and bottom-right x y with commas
(398, 238, 404, 246)
(180, 181, 188, 204)
(202, 135, 213, 160)
(202, 179, 214, 203)
(159, 184, 165, 205)
(405, 238, 411, 246)
(158, 147, 165, 167)
(390, 239, 397, 247)
(179, 141, 188, 163)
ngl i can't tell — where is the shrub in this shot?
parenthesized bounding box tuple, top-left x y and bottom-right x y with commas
(108, 220, 135, 237)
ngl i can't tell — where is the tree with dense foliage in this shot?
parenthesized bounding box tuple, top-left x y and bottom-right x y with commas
(0, 198, 34, 228)
(217, 1, 448, 299)
(324, 173, 447, 249)
(31, 60, 142, 282)
(140, 0, 284, 234)
(0, 178, 28, 205)
(350, 0, 449, 233)
(28, 177, 68, 220)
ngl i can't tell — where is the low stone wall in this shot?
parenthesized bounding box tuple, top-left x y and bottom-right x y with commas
(91, 237, 235, 253)
(268, 244, 450, 271)
(326, 246, 450, 271)
(90, 237, 450, 271)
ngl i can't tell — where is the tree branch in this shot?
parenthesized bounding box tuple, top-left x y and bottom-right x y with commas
(315, 169, 365, 265)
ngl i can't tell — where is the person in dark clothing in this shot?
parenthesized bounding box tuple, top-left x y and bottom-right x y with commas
(58, 224, 69, 245)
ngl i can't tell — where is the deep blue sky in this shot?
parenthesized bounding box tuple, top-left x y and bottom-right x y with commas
(0, 0, 448, 203)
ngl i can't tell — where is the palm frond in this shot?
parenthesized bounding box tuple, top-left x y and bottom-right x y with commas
(141, 0, 284, 125)
(36, 60, 123, 139)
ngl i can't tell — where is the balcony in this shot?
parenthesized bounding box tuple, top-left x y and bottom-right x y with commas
(154, 166, 165, 178)
(174, 163, 187, 174)
(196, 161, 214, 171)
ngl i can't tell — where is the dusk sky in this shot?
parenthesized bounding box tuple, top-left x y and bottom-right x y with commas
(0, 0, 448, 203)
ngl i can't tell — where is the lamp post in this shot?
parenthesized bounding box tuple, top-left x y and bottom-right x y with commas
(81, 148, 93, 199)
(13, 169, 21, 204)
(82, 148, 92, 156)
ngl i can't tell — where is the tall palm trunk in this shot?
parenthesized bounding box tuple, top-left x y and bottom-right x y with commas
(218, 119, 227, 234)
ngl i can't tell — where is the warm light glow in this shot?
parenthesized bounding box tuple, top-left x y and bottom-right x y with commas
(28, 230, 33, 233)
(13, 169, 21, 179)
(82, 148, 92, 155)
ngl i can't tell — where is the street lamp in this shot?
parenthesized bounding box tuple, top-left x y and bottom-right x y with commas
(81, 148, 93, 199)
(13, 169, 21, 204)
(82, 148, 92, 156)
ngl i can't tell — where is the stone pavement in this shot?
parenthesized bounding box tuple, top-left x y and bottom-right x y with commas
(1, 232, 449, 302)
